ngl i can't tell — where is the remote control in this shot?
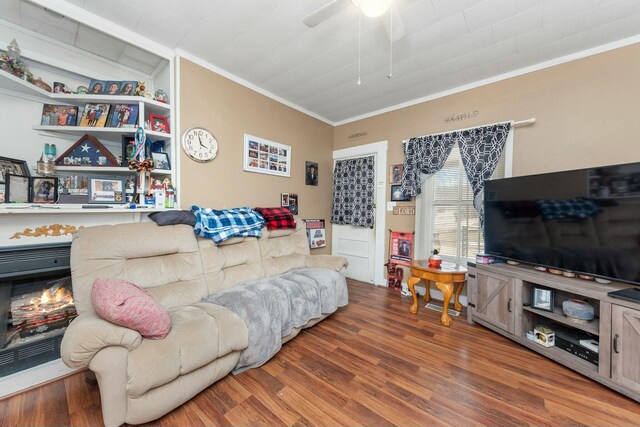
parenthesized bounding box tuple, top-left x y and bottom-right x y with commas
(82, 205, 113, 209)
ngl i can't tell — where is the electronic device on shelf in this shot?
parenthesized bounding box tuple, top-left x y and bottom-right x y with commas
(608, 287, 640, 303)
(553, 325, 599, 366)
(484, 161, 640, 287)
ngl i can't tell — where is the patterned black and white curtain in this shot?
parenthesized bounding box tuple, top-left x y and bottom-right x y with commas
(331, 156, 376, 228)
(458, 123, 511, 224)
(400, 122, 511, 225)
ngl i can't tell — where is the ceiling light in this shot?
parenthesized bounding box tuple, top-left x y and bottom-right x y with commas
(351, 0, 393, 18)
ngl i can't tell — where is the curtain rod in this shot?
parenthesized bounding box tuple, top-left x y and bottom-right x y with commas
(404, 117, 536, 141)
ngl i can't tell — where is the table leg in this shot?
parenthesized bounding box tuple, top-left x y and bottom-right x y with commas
(423, 280, 431, 303)
(434, 281, 454, 326)
(454, 282, 463, 312)
(407, 276, 420, 314)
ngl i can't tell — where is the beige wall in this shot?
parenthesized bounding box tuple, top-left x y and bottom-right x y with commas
(334, 43, 640, 261)
(179, 58, 334, 254)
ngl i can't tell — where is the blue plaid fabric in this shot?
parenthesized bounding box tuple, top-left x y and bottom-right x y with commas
(536, 198, 600, 221)
(191, 206, 265, 243)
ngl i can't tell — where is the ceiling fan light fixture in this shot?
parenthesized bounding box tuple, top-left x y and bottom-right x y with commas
(352, 0, 393, 18)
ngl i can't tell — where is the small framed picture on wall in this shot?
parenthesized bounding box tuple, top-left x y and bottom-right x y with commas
(243, 134, 291, 177)
(281, 193, 289, 207)
(390, 185, 411, 202)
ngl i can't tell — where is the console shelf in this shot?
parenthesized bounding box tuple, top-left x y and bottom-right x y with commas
(522, 305, 599, 335)
(468, 263, 640, 402)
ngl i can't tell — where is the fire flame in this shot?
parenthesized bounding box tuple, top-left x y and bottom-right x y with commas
(31, 286, 75, 311)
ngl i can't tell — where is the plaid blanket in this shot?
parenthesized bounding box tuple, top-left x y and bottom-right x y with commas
(536, 198, 600, 221)
(254, 207, 296, 230)
(191, 206, 265, 244)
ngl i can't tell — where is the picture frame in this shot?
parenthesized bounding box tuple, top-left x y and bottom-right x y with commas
(288, 193, 298, 215)
(87, 176, 126, 204)
(31, 177, 58, 203)
(149, 114, 169, 133)
(0, 156, 30, 182)
(281, 192, 289, 207)
(108, 104, 139, 128)
(151, 152, 171, 170)
(78, 103, 111, 128)
(531, 286, 554, 312)
(390, 184, 411, 201)
(243, 134, 291, 177)
(105, 81, 122, 96)
(55, 134, 119, 167)
(305, 161, 318, 186)
(0, 184, 4, 203)
(390, 164, 404, 184)
(119, 81, 137, 96)
(88, 79, 107, 94)
(41, 104, 79, 127)
(5, 174, 30, 203)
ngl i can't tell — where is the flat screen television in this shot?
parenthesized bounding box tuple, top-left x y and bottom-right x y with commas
(484, 162, 640, 286)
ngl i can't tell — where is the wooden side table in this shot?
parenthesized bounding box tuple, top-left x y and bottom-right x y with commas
(407, 260, 467, 326)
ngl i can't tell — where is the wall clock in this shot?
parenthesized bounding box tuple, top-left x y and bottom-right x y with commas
(182, 127, 218, 162)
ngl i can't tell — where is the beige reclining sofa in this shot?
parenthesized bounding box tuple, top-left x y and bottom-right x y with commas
(61, 221, 347, 427)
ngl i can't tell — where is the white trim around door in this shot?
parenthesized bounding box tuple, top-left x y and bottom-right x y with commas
(332, 141, 388, 286)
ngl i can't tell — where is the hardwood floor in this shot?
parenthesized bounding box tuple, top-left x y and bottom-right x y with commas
(2, 279, 640, 426)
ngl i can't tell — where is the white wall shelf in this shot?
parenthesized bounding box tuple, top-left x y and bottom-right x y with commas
(54, 166, 172, 175)
(0, 70, 171, 111)
(32, 125, 170, 139)
(0, 205, 174, 214)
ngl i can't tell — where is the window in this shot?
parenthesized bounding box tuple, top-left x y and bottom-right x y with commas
(416, 134, 510, 264)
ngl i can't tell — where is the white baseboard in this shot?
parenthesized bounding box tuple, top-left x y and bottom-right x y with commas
(0, 358, 79, 398)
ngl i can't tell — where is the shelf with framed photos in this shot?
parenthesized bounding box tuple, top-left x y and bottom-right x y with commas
(32, 125, 170, 139)
(53, 166, 172, 175)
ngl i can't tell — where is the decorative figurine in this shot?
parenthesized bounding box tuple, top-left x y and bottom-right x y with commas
(76, 85, 88, 94)
(32, 77, 52, 92)
(1, 39, 33, 82)
(154, 89, 168, 103)
(135, 81, 146, 96)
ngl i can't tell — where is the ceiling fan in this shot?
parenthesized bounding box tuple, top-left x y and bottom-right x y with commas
(303, 0, 406, 42)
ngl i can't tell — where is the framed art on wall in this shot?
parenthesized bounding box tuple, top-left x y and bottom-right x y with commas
(243, 134, 291, 177)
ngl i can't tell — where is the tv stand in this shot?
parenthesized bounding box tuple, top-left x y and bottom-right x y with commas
(467, 263, 640, 402)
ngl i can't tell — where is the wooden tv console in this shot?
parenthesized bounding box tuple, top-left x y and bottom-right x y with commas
(467, 262, 640, 402)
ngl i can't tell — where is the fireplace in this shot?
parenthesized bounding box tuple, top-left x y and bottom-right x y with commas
(0, 243, 72, 377)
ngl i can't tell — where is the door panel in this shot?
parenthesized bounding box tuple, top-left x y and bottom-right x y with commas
(611, 304, 640, 394)
(474, 271, 515, 333)
(333, 223, 375, 283)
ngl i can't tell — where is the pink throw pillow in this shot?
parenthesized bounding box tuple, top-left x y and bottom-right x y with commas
(91, 278, 171, 339)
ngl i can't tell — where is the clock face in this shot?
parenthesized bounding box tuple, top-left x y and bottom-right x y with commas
(182, 127, 218, 162)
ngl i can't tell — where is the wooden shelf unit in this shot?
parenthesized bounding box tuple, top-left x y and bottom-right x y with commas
(467, 262, 640, 402)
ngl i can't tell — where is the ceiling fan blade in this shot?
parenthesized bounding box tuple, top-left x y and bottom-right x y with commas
(302, 0, 351, 27)
(382, 3, 406, 42)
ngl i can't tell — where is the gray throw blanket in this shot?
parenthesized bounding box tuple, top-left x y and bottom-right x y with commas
(205, 268, 348, 374)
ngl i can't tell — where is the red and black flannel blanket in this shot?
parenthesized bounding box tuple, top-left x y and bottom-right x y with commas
(254, 207, 296, 230)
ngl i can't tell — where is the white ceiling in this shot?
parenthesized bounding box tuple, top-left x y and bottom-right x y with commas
(3, 0, 640, 124)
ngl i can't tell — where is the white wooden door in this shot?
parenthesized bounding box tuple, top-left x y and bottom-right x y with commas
(333, 222, 376, 283)
(331, 155, 376, 284)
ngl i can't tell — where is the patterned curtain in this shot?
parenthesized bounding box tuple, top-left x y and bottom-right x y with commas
(331, 156, 376, 228)
(458, 123, 511, 225)
(400, 134, 456, 197)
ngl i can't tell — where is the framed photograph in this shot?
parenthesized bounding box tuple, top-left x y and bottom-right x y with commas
(151, 152, 170, 170)
(105, 81, 122, 95)
(531, 286, 554, 312)
(119, 81, 137, 96)
(391, 184, 411, 201)
(31, 177, 58, 203)
(288, 193, 298, 215)
(243, 134, 291, 177)
(390, 164, 403, 184)
(0, 156, 30, 182)
(281, 192, 289, 207)
(5, 174, 30, 203)
(88, 79, 107, 94)
(0, 184, 4, 203)
(41, 104, 79, 127)
(87, 176, 126, 204)
(108, 104, 139, 128)
(305, 161, 318, 186)
(78, 103, 111, 128)
(149, 114, 169, 133)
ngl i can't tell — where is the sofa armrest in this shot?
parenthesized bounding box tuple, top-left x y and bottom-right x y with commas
(305, 254, 348, 272)
(61, 312, 143, 368)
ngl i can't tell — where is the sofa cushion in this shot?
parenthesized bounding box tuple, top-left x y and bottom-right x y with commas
(126, 305, 248, 397)
(148, 210, 196, 226)
(92, 279, 170, 339)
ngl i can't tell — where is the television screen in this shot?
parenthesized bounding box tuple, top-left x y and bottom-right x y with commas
(484, 162, 640, 285)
